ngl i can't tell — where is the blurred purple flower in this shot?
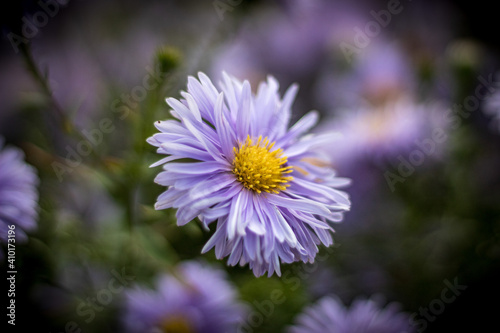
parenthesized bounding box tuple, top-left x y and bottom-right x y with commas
(0, 138, 39, 248)
(122, 260, 247, 333)
(147, 72, 350, 277)
(316, 40, 416, 111)
(316, 92, 450, 173)
(288, 295, 414, 333)
(318, 96, 429, 165)
(210, 0, 367, 85)
(314, 96, 448, 227)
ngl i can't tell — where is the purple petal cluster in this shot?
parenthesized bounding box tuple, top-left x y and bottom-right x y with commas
(148, 72, 350, 276)
(288, 295, 414, 333)
(0, 138, 39, 247)
(122, 260, 247, 333)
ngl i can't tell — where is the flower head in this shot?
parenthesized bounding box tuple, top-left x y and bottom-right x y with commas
(122, 261, 247, 333)
(0, 138, 39, 250)
(148, 72, 350, 277)
(319, 96, 429, 164)
(315, 93, 451, 173)
(288, 295, 414, 333)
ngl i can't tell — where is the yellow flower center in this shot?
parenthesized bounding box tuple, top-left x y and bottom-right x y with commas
(232, 135, 293, 194)
(160, 316, 193, 333)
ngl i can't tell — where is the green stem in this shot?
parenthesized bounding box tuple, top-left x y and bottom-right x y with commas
(20, 43, 71, 132)
(20, 43, 111, 175)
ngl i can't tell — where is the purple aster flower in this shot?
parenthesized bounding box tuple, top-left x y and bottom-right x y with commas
(316, 95, 448, 167)
(316, 39, 417, 111)
(122, 260, 247, 333)
(288, 295, 415, 333)
(147, 72, 351, 277)
(0, 138, 39, 251)
(210, 0, 367, 82)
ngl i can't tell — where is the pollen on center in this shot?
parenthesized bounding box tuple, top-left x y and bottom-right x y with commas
(160, 315, 193, 333)
(232, 135, 293, 194)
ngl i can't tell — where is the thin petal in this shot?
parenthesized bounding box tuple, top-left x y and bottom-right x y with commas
(163, 161, 227, 175)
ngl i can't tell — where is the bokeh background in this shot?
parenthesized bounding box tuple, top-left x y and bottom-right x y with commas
(1, 0, 499, 332)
